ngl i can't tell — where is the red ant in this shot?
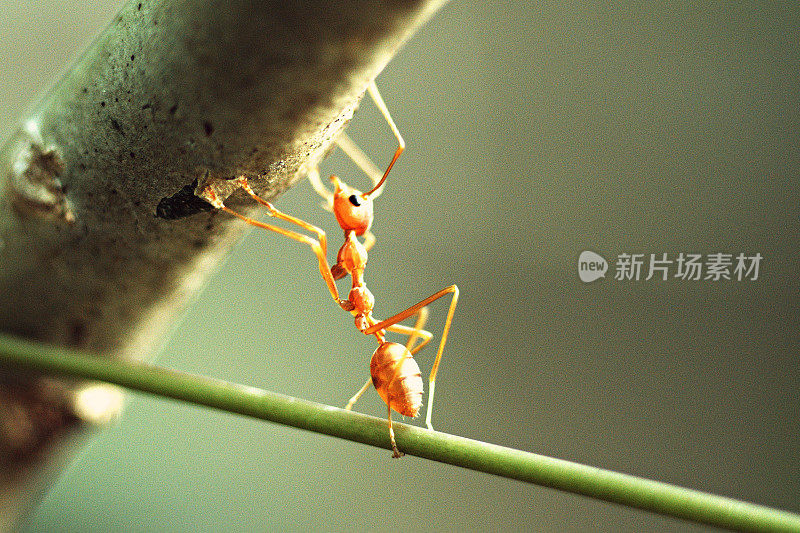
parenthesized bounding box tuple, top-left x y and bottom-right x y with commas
(199, 81, 458, 458)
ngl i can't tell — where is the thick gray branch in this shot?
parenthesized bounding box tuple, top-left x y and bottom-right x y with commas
(0, 0, 445, 528)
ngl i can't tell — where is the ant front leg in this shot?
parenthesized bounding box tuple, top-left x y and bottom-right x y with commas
(366, 285, 459, 431)
(199, 178, 345, 308)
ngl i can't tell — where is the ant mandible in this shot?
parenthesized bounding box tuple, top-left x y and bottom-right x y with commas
(199, 80, 458, 458)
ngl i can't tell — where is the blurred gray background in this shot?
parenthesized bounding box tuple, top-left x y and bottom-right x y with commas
(2, 1, 798, 531)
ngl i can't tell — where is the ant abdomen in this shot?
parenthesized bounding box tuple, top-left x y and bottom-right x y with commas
(370, 342, 423, 418)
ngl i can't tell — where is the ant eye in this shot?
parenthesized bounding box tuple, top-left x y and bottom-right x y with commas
(348, 194, 362, 207)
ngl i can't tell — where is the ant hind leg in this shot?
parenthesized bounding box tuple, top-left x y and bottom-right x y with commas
(385, 306, 431, 355)
(387, 404, 403, 458)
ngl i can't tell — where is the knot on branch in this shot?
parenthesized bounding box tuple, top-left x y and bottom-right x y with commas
(6, 127, 75, 225)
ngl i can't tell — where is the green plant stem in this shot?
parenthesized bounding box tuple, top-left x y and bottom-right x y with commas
(1, 332, 797, 533)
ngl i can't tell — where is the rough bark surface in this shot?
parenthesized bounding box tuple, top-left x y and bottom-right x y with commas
(0, 0, 446, 528)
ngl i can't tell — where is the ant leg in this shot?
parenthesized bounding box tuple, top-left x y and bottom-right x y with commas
(387, 403, 403, 458)
(345, 378, 372, 411)
(200, 181, 342, 305)
(364, 80, 405, 197)
(361, 229, 376, 252)
(386, 306, 431, 355)
(366, 285, 459, 431)
(234, 177, 328, 253)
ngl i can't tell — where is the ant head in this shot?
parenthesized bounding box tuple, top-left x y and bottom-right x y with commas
(330, 176, 373, 235)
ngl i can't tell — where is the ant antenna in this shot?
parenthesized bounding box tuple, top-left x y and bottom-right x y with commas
(307, 166, 333, 211)
(336, 133, 384, 197)
(306, 80, 403, 205)
(364, 80, 405, 197)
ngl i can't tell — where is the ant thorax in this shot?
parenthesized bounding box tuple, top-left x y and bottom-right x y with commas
(335, 231, 368, 278)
